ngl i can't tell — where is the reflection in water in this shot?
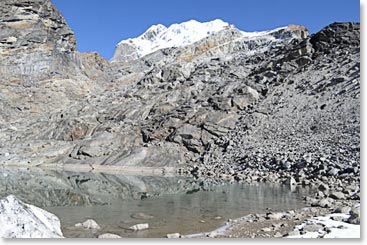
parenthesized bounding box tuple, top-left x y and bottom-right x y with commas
(0, 168, 199, 207)
(0, 168, 311, 238)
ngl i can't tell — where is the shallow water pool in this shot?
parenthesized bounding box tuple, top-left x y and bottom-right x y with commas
(0, 168, 310, 238)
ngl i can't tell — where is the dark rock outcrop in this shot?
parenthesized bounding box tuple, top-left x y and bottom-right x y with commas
(310, 22, 360, 54)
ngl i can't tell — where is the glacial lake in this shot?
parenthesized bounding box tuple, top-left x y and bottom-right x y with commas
(0, 168, 311, 238)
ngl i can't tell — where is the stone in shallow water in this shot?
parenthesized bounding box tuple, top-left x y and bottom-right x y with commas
(166, 233, 181, 238)
(130, 212, 154, 220)
(0, 195, 63, 238)
(129, 223, 149, 231)
(75, 219, 101, 230)
(98, 233, 122, 238)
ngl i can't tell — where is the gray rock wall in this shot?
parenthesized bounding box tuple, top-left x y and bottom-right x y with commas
(0, 0, 360, 188)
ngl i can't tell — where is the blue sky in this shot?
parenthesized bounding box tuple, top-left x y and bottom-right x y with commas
(51, 0, 360, 60)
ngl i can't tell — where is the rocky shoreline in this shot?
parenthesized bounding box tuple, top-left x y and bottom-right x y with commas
(208, 204, 360, 238)
(0, 184, 360, 239)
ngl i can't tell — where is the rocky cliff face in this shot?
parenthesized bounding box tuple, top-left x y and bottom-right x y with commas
(0, 0, 114, 147)
(0, 0, 79, 82)
(0, 0, 360, 190)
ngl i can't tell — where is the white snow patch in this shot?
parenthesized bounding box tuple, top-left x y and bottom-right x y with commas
(240, 26, 288, 38)
(116, 19, 231, 58)
(114, 19, 295, 61)
(286, 213, 360, 239)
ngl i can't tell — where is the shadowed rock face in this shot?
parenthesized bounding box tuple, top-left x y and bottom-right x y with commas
(0, 0, 360, 188)
(0, 0, 79, 82)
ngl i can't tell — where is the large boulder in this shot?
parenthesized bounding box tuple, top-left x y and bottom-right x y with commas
(0, 195, 63, 238)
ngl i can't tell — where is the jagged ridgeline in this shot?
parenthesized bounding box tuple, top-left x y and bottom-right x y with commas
(0, 0, 360, 187)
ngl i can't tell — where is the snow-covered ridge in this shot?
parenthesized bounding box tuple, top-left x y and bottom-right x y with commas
(114, 19, 231, 60)
(112, 19, 306, 62)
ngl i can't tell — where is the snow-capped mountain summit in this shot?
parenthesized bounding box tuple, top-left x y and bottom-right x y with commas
(111, 19, 308, 63)
(112, 19, 231, 62)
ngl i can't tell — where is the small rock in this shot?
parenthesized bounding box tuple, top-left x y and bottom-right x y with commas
(287, 210, 296, 216)
(346, 207, 360, 224)
(336, 225, 347, 230)
(207, 231, 218, 238)
(302, 154, 312, 163)
(316, 191, 325, 198)
(303, 224, 323, 232)
(261, 227, 273, 232)
(317, 198, 331, 208)
(129, 223, 149, 231)
(333, 206, 351, 214)
(327, 168, 339, 176)
(330, 215, 344, 221)
(319, 156, 327, 162)
(130, 212, 154, 220)
(345, 217, 360, 225)
(267, 212, 284, 220)
(324, 227, 332, 233)
(302, 179, 310, 186)
(329, 192, 345, 200)
(349, 207, 360, 218)
(75, 219, 101, 230)
(285, 177, 297, 186)
(166, 233, 181, 238)
(274, 232, 283, 238)
(287, 230, 300, 236)
(98, 233, 122, 238)
(318, 183, 329, 192)
(272, 223, 282, 229)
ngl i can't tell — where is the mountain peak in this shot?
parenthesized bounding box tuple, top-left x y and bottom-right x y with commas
(111, 19, 309, 63)
(113, 19, 230, 62)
